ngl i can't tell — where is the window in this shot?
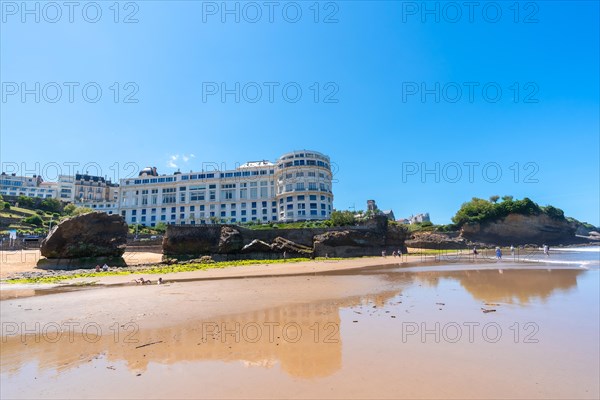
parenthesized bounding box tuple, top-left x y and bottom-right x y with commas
(310, 195, 317, 201)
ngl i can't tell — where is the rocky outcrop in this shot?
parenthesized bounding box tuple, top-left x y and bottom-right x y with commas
(314, 230, 381, 257)
(460, 213, 583, 246)
(218, 226, 244, 253)
(163, 216, 409, 259)
(405, 232, 469, 249)
(41, 212, 128, 258)
(271, 237, 313, 255)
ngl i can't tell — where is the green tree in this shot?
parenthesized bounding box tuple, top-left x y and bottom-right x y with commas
(489, 195, 500, 203)
(40, 198, 63, 213)
(63, 204, 77, 215)
(330, 210, 356, 226)
(501, 195, 513, 202)
(3, 202, 10, 210)
(154, 222, 167, 234)
(541, 205, 565, 220)
(71, 206, 93, 216)
(17, 195, 35, 208)
(23, 214, 43, 226)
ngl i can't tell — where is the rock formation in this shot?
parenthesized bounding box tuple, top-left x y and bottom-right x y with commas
(163, 216, 409, 259)
(41, 212, 128, 258)
(405, 231, 469, 249)
(460, 213, 585, 246)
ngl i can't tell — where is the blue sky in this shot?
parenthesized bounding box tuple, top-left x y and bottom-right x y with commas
(1, 1, 599, 225)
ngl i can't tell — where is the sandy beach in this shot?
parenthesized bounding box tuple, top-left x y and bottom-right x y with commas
(1, 250, 599, 399)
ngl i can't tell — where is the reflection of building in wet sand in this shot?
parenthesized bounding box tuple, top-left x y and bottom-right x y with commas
(1, 291, 399, 379)
(411, 269, 582, 304)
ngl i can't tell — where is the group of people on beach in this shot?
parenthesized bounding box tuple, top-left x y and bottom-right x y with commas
(381, 250, 403, 257)
(94, 264, 109, 272)
(472, 244, 550, 260)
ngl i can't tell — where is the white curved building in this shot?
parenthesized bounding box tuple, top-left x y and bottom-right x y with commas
(117, 150, 333, 226)
(274, 150, 333, 222)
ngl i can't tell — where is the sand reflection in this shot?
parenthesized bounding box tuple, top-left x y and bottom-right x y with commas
(0, 291, 399, 379)
(400, 268, 583, 304)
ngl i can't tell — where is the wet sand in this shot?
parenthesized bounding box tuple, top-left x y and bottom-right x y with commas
(0, 250, 163, 278)
(1, 261, 598, 399)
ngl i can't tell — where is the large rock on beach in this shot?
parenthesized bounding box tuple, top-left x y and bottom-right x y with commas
(41, 212, 128, 258)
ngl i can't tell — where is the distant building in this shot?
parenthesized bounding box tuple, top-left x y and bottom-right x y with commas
(118, 150, 334, 226)
(0, 173, 56, 199)
(409, 213, 430, 224)
(2, 150, 334, 226)
(57, 175, 75, 202)
(382, 210, 395, 221)
(361, 200, 395, 221)
(73, 173, 119, 204)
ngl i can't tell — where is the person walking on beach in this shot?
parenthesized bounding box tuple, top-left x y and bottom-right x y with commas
(473, 246, 478, 257)
(495, 247, 502, 260)
(382, 250, 386, 257)
(510, 245, 515, 256)
(543, 244, 549, 256)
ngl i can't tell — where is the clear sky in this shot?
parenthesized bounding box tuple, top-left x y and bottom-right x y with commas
(1, 1, 599, 225)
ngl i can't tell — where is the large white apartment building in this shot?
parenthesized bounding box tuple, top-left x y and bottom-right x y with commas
(118, 150, 334, 226)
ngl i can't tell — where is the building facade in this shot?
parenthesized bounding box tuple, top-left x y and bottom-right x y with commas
(118, 150, 333, 227)
(0, 173, 57, 199)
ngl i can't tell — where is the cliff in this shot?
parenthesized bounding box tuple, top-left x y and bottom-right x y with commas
(460, 213, 586, 246)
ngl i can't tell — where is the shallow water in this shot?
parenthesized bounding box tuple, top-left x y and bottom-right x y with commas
(1, 250, 598, 399)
